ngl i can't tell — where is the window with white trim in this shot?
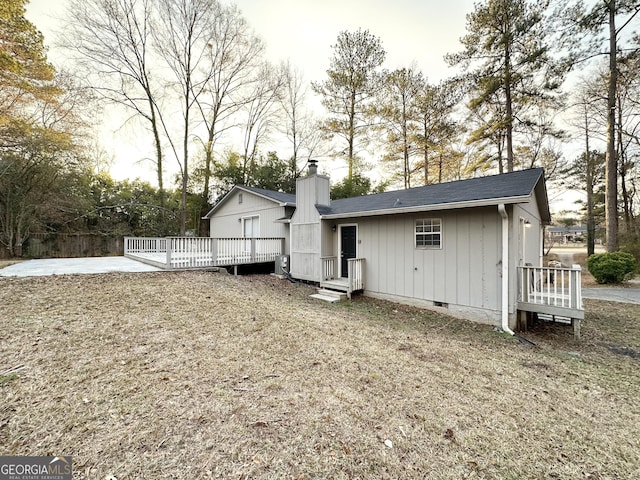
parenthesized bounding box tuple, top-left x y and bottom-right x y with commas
(415, 218, 442, 248)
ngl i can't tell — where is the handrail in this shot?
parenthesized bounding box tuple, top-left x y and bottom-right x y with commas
(124, 236, 284, 269)
(518, 265, 583, 311)
(347, 258, 365, 299)
(321, 256, 337, 281)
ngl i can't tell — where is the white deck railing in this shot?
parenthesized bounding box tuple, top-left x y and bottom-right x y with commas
(319, 256, 364, 299)
(518, 264, 583, 314)
(347, 258, 365, 297)
(321, 256, 337, 281)
(124, 236, 284, 269)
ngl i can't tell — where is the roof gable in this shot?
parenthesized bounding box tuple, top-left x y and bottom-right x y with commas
(203, 185, 296, 219)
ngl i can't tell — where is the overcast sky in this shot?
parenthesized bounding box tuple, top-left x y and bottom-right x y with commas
(26, 0, 471, 82)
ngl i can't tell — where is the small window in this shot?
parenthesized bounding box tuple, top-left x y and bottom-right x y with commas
(415, 218, 441, 248)
(238, 193, 243, 204)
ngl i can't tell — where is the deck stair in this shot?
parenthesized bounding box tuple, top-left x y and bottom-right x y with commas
(320, 278, 350, 292)
(311, 288, 347, 303)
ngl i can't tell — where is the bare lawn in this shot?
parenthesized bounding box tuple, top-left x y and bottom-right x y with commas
(1, 271, 639, 479)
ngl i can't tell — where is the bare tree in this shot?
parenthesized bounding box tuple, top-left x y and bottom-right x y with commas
(193, 2, 264, 221)
(279, 61, 324, 176)
(64, 0, 168, 210)
(562, 0, 640, 251)
(239, 62, 284, 184)
(154, 0, 219, 234)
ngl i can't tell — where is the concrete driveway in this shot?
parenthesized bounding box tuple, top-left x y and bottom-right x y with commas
(0, 256, 161, 277)
(582, 284, 640, 305)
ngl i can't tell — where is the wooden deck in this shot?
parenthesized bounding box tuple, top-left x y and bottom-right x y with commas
(320, 257, 365, 299)
(517, 265, 584, 338)
(124, 236, 285, 270)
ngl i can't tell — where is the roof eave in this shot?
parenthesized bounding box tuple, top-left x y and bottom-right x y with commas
(319, 195, 531, 220)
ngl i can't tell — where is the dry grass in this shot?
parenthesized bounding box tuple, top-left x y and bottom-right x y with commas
(1, 271, 639, 479)
(0, 259, 21, 269)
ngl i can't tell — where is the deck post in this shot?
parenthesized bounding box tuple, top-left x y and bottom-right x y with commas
(572, 318, 581, 340)
(250, 238, 256, 262)
(517, 310, 530, 331)
(211, 238, 218, 264)
(570, 265, 581, 310)
(165, 237, 172, 268)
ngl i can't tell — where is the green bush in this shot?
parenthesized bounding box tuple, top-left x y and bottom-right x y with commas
(587, 251, 637, 284)
(619, 234, 640, 269)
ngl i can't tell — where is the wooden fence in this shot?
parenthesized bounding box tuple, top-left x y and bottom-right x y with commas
(0, 233, 124, 259)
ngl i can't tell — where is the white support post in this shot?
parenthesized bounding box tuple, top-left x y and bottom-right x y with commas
(166, 237, 172, 268)
(211, 238, 218, 264)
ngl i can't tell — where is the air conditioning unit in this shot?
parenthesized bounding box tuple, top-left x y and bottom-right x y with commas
(275, 254, 290, 275)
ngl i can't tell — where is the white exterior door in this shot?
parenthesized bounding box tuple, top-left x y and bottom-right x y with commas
(243, 216, 260, 254)
(243, 216, 260, 238)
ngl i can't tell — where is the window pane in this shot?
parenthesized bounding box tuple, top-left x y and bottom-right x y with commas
(415, 218, 441, 248)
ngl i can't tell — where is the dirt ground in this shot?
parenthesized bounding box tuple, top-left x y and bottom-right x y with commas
(1, 271, 639, 479)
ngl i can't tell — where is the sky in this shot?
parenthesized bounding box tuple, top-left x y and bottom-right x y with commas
(24, 0, 472, 173)
(23, 0, 583, 214)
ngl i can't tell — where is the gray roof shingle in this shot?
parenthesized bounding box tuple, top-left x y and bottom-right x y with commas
(239, 186, 296, 204)
(204, 169, 549, 221)
(317, 168, 546, 217)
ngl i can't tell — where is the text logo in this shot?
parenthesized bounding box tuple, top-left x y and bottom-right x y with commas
(0, 456, 72, 480)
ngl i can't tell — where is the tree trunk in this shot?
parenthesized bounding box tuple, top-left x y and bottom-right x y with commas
(403, 103, 409, 189)
(585, 135, 595, 256)
(348, 90, 356, 181)
(504, 43, 514, 172)
(605, 0, 618, 252)
(617, 93, 632, 234)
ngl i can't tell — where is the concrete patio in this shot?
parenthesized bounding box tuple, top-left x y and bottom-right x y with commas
(0, 256, 161, 277)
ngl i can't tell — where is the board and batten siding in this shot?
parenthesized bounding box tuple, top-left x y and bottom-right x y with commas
(332, 207, 504, 324)
(208, 190, 290, 253)
(513, 197, 543, 267)
(289, 174, 330, 281)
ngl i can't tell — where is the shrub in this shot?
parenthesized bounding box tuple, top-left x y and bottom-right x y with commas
(587, 251, 637, 284)
(619, 234, 640, 269)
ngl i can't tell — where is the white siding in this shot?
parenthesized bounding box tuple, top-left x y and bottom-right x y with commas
(331, 207, 504, 324)
(208, 189, 290, 253)
(289, 175, 330, 281)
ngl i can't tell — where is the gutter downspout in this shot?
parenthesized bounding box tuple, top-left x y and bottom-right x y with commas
(498, 204, 515, 335)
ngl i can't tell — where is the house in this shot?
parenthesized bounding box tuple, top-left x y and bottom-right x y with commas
(201, 161, 567, 333)
(203, 186, 296, 255)
(547, 225, 587, 244)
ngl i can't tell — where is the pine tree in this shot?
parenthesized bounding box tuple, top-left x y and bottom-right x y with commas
(446, 0, 561, 172)
(312, 29, 386, 181)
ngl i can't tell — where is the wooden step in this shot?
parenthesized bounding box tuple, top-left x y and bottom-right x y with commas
(310, 289, 348, 303)
(320, 279, 349, 292)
